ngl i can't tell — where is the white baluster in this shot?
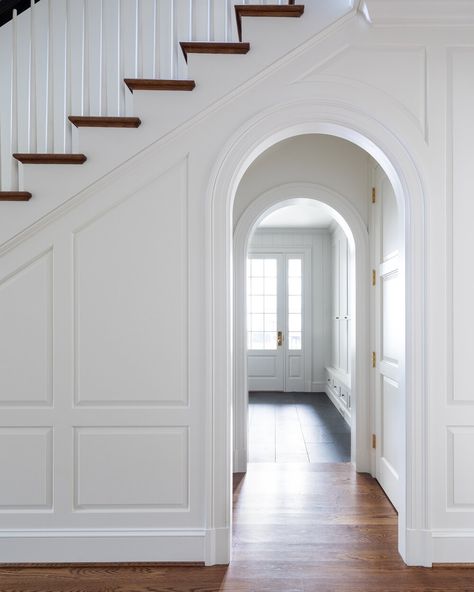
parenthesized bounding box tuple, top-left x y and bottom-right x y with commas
(46, 0, 54, 152)
(11, 9, 19, 188)
(82, 0, 90, 115)
(135, 0, 140, 78)
(65, 0, 72, 151)
(153, 0, 160, 78)
(170, 0, 176, 78)
(100, 0, 107, 116)
(29, 0, 37, 153)
(207, 0, 211, 41)
(189, 0, 193, 41)
(117, 0, 124, 114)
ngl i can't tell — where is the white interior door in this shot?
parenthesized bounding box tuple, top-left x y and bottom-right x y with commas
(374, 168, 402, 511)
(247, 255, 284, 391)
(247, 252, 307, 392)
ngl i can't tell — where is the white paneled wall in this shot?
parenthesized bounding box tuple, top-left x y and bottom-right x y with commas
(250, 228, 332, 390)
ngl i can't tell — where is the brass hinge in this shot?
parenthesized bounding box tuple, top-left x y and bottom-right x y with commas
(371, 187, 376, 203)
(372, 269, 376, 286)
(372, 433, 376, 449)
(372, 351, 376, 368)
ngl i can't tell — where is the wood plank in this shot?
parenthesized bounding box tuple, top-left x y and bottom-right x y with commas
(0, 192, 32, 201)
(235, 4, 305, 41)
(13, 154, 87, 165)
(68, 116, 141, 128)
(124, 79, 196, 93)
(180, 42, 250, 63)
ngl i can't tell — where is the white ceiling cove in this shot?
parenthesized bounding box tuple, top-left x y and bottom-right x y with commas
(258, 203, 335, 229)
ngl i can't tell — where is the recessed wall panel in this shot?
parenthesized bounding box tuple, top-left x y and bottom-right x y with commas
(75, 427, 188, 510)
(0, 251, 53, 406)
(381, 377, 401, 478)
(248, 356, 276, 377)
(0, 427, 52, 509)
(74, 162, 188, 406)
(450, 49, 474, 403)
(448, 427, 474, 506)
(382, 272, 400, 364)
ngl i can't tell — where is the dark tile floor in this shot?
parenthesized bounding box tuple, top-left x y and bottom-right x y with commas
(248, 391, 351, 463)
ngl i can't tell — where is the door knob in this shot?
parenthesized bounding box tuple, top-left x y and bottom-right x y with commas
(277, 331, 283, 346)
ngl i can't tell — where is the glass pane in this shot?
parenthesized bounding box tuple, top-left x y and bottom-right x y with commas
(251, 332, 264, 349)
(250, 295, 264, 313)
(264, 276, 276, 295)
(288, 314, 301, 331)
(288, 295, 301, 314)
(288, 258, 301, 277)
(251, 313, 264, 331)
(288, 277, 301, 295)
(264, 259, 277, 277)
(264, 314, 277, 331)
(251, 277, 264, 295)
(264, 332, 277, 350)
(247, 257, 279, 350)
(251, 259, 264, 277)
(288, 332, 302, 350)
(264, 294, 276, 314)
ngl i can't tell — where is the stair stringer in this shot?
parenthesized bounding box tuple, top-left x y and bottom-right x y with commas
(0, 0, 355, 247)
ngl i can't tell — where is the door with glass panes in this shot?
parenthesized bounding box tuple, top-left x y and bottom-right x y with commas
(247, 253, 305, 391)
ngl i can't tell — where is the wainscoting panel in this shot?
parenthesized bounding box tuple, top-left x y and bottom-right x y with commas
(73, 163, 188, 407)
(0, 427, 53, 509)
(74, 427, 189, 511)
(0, 251, 53, 406)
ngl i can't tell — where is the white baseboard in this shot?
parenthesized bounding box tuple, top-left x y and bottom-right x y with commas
(0, 529, 207, 563)
(431, 529, 474, 563)
(405, 528, 433, 566)
(233, 448, 248, 473)
(311, 382, 327, 392)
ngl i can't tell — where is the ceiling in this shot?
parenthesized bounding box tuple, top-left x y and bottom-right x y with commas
(257, 203, 335, 229)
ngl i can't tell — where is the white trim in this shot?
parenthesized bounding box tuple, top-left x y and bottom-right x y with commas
(207, 98, 427, 566)
(431, 530, 474, 564)
(361, 0, 474, 25)
(325, 385, 351, 427)
(311, 381, 327, 392)
(0, 529, 208, 563)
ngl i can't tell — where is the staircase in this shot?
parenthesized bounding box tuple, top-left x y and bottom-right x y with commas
(0, 0, 354, 245)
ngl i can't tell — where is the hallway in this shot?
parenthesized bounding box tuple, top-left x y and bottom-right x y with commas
(249, 392, 351, 463)
(2, 463, 474, 591)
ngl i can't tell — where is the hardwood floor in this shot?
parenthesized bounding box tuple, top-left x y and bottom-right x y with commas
(2, 463, 474, 591)
(249, 391, 350, 463)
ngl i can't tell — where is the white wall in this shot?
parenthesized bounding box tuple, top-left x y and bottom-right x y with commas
(249, 227, 332, 391)
(1, 0, 474, 567)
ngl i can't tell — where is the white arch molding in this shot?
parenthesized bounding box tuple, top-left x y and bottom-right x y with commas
(205, 99, 428, 567)
(233, 184, 369, 476)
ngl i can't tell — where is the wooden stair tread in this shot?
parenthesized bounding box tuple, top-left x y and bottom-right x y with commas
(180, 42, 250, 62)
(124, 79, 196, 93)
(235, 4, 304, 41)
(13, 153, 87, 164)
(69, 116, 141, 128)
(0, 191, 32, 201)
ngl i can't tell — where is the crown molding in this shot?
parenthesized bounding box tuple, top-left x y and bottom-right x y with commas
(360, 0, 474, 25)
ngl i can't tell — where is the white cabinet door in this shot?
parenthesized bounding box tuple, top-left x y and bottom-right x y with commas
(374, 168, 402, 512)
(247, 252, 307, 392)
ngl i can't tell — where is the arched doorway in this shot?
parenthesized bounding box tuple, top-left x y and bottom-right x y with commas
(233, 183, 369, 475)
(206, 101, 427, 566)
